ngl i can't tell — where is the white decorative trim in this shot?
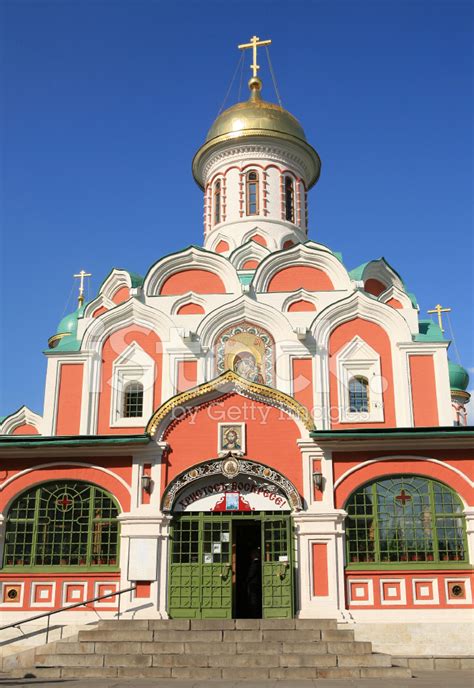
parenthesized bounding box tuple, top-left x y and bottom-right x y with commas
(0, 462, 131, 509)
(444, 577, 472, 605)
(336, 336, 384, 423)
(311, 291, 413, 429)
(170, 292, 207, 316)
(0, 406, 43, 436)
(81, 298, 176, 353)
(333, 455, 474, 496)
(94, 581, 119, 608)
(196, 294, 294, 351)
(361, 259, 405, 293)
(378, 285, 413, 310)
(379, 578, 407, 605)
(83, 293, 115, 319)
(62, 581, 87, 607)
(0, 581, 25, 608)
(412, 578, 439, 605)
(30, 581, 57, 608)
(253, 241, 353, 293)
(143, 246, 241, 296)
(110, 342, 155, 428)
(282, 289, 318, 312)
(99, 269, 135, 300)
(208, 231, 235, 254)
(347, 578, 374, 606)
(229, 240, 271, 270)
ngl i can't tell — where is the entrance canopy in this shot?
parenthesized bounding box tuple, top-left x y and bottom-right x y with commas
(162, 457, 302, 512)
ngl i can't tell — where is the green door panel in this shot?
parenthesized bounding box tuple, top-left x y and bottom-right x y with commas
(262, 517, 293, 618)
(169, 515, 232, 619)
(168, 512, 293, 619)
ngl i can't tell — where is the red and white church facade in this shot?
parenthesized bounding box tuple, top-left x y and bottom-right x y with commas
(0, 53, 472, 657)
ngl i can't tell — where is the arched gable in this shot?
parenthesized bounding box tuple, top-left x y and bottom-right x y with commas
(143, 246, 241, 296)
(81, 298, 176, 353)
(229, 240, 271, 271)
(0, 407, 43, 436)
(252, 241, 352, 293)
(282, 289, 318, 312)
(196, 295, 293, 351)
(334, 456, 474, 509)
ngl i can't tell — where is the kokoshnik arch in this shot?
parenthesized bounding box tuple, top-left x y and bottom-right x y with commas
(0, 37, 472, 656)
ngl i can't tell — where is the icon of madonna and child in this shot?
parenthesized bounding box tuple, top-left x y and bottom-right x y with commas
(232, 350, 265, 384)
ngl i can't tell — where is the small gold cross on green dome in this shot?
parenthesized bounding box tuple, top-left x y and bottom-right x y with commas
(238, 35, 272, 79)
(427, 303, 451, 333)
(73, 269, 92, 306)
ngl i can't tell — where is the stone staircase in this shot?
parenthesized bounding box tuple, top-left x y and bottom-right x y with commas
(9, 618, 412, 680)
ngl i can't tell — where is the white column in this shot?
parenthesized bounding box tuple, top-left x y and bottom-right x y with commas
(464, 508, 474, 564)
(294, 510, 348, 620)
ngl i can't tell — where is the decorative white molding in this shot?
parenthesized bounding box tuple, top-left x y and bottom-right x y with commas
(99, 269, 135, 300)
(336, 336, 384, 423)
(229, 239, 271, 270)
(361, 259, 405, 293)
(311, 291, 413, 429)
(0, 406, 43, 436)
(333, 455, 474, 499)
(110, 342, 155, 428)
(143, 246, 241, 297)
(0, 461, 132, 510)
(282, 289, 319, 312)
(170, 292, 207, 316)
(378, 284, 413, 310)
(196, 294, 294, 351)
(81, 298, 176, 353)
(253, 241, 353, 293)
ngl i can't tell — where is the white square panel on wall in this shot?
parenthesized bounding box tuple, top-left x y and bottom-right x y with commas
(379, 578, 407, 605)
(31, 582, 57, 607)
(128, 538, 158, 581)
(347, 579, 374, 606)
(412, 578, 439, 605)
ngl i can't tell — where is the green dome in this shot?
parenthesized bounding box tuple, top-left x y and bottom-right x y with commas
(48, 305, 85, 351)
(448, 361, 470, 391)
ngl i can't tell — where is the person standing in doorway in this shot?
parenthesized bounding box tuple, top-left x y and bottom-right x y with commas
(246, 548, 262, 617)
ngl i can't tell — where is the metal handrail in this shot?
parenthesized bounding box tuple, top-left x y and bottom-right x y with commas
(0, 584, 136, 644)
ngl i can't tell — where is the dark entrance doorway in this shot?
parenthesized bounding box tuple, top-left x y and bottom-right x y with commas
(233, 519, 261, 618)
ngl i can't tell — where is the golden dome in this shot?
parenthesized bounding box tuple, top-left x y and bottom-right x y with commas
(206, 78, 307, 144)
(193, 78, 321, 190)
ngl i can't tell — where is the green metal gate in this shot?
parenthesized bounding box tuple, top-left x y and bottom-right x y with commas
(168, 512, 293, 619)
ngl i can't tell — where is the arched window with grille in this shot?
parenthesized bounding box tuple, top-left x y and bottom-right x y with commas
(348, 376, 369, 413)
(214, 180, 221, 225)
(246, 171, 259, 215)
(345, 476, 467, 566)
(285, 176, 294, 222)
(3, 481, 120, 569)
(123, 381, 144, 418)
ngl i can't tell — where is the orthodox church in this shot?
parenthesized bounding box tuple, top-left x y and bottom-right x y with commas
(0, 37, 472, 657)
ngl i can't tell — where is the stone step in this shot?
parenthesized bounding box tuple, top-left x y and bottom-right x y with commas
(96, 617, 339, 631)
(30, 664, 412, 680)
(35, 650, 395, 671)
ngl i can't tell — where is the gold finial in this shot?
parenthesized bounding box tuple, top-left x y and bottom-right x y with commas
(238, 35, 272, 80)
(73, 269, 92, 307)
(427, 303, 451, 333)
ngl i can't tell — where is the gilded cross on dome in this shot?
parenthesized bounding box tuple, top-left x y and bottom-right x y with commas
(427, 303, 451, 333)
(73, 269, 92, 306)
(238, 35, 272, 78)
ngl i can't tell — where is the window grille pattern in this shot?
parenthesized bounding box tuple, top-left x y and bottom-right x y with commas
(284, 176, 294, 222)
(123, 381, 144, 418)
(3, 482, 120, 568)
(346, 476, 467, 565)
(348, 376, 369, 412)
(246, 171, 259, 215)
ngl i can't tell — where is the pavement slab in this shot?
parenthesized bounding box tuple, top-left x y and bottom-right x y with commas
(0, 669, 473, 687)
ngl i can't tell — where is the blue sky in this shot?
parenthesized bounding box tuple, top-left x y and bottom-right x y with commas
(1, 0, 472, 417)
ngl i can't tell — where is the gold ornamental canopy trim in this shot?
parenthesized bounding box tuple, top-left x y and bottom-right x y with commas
(146, 370, 315, 436)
